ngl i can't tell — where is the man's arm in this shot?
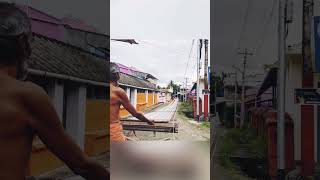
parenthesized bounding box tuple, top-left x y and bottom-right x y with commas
(117, 88, 154, 125)
(22, 82, 109, 180)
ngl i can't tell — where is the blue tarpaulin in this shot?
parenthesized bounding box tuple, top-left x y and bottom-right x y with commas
(314, 16, 320, 72)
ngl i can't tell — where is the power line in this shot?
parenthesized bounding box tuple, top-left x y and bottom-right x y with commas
(254, 0, 277, 58)
(236, 0, 253, 49)
(184, 39, 195, 78)
(139, 40, 195, 58)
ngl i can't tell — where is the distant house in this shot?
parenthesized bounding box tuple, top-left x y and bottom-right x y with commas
(112, 63, 160, 118)
(189, 78, 210, 118)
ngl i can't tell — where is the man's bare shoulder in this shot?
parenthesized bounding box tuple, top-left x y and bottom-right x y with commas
(112, 86, 126, 96)
(15, 81, 49, 103)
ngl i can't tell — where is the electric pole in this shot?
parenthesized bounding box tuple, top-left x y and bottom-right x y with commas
(238, 48, 253, 128)
(234, 72, 238, 128)
(184, 77, 188, 102)
(196, 39, 202, 122)
(301, 0, 315, 177)
(277, 0, 287, 178)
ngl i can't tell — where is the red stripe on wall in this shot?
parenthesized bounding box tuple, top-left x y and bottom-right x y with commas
(301, 105, 315, 176)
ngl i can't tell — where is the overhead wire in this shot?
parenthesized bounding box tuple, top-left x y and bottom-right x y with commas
(253, 0, 277, 58)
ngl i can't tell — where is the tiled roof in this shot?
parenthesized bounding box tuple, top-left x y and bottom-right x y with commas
(119, 73, 156, 90)
(29, 34, 108, 82)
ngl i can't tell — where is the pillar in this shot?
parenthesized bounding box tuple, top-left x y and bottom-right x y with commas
(145, 90, 148, 104)
(126, 87, 130, 99)
(152, 91, 155, 105)
(47, 80, 64, 121)
(65, 85, 87, 149)
(130, 88, 137, 108)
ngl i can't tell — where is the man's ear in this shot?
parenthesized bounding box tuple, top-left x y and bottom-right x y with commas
(18, 33, 31, 59)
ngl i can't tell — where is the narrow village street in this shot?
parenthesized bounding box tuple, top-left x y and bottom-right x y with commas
(125, 100, 210, 141)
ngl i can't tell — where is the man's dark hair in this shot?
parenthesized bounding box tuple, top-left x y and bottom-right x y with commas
(0, 2, 31, 65)
(110, 62, 120, 82)
(110, 72, 119, 82)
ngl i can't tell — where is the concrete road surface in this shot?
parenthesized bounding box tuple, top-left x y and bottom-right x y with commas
(125, 100, 178, 122)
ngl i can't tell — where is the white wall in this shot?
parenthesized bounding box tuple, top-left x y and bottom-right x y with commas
(285, 55, 302, 160)
(65, 85, 87, 149)
(47, 80, 64, 121)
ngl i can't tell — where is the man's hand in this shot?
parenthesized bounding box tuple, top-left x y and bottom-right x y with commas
(146, 120, 155, 126)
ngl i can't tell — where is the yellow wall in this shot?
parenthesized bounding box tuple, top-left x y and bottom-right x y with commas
(29, 138, 64, 176)
(120, 106, 130, 118)
(29, 99, 109, 176)
(148, 93, 154, 107)
(154, 93, 158, 104)
(137, 92, 147, 111)
(85, 100, 108, 156)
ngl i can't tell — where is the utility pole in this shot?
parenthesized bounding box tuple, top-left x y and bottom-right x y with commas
(184, 77, 188, 102)
(234, 72, 238, 128)
(238, 48, 253, 128)
(204, 39, 209, 119)
(196, 39, 202, 122)
(302, 0, 315, 177)
(277, 0, 287, 178)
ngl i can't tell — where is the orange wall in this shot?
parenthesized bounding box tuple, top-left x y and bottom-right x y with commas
(154, 93, 158, 104)
(137, 92, 147, 111)
(29, 138, 64, 176)
(120, 106, 130, 118)
(85, 100, 108, 156)
(148, 93, 154, 107)
(29, 99, 109, 176)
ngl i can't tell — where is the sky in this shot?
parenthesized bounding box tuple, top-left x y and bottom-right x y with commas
(212, 0, 304, 77)
(111, 0, 210, 87)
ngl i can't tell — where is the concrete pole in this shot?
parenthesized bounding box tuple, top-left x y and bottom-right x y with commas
(240, 49, 248, 128)
(196, 39, 200, 121)
(277, 0, 286, 178)
(234, 72, 238, 128)
(214, 80, 217, 117)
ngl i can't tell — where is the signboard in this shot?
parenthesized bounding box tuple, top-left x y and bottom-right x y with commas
(295, 88, 320, 104)
(313, 16, 320, 72)
(202, 89, 210, 95)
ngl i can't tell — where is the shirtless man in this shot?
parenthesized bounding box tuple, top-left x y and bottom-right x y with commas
(0, 3, 109, 180)
(110, 63, 154, 142)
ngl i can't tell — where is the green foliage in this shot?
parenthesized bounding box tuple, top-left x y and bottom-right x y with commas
(220, 128, 267, 169)
(178, 101, 194, 118)
(199, 122, 210, 130)
(167, 80, 180, 95)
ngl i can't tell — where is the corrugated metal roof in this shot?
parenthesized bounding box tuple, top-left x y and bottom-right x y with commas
(119, 73, 156, 90)
(29, 34, 108, 82)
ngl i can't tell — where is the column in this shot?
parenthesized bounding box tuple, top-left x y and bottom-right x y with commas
(126, 87, 131, 99)
(65, 85, 87, 149)
(47, 80, 64, 121)
(152, 91, 155, 105)
(130, 88, 137, 108)
(145, 90, 148, 104)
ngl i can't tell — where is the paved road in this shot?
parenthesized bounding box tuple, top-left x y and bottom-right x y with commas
(126, 101, 210, 141)
(125, 100, 178, 122)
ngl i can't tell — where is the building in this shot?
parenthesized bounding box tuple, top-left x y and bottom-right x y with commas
(112, 63, 161, 118)
(27, 34, 108, 176)
(8, 4, 109, 176)
(254, 53, 317, 176)
(190, 78, 210, 119)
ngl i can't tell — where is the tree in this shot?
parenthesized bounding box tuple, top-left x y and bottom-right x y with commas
(167, 80, 180, 95)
